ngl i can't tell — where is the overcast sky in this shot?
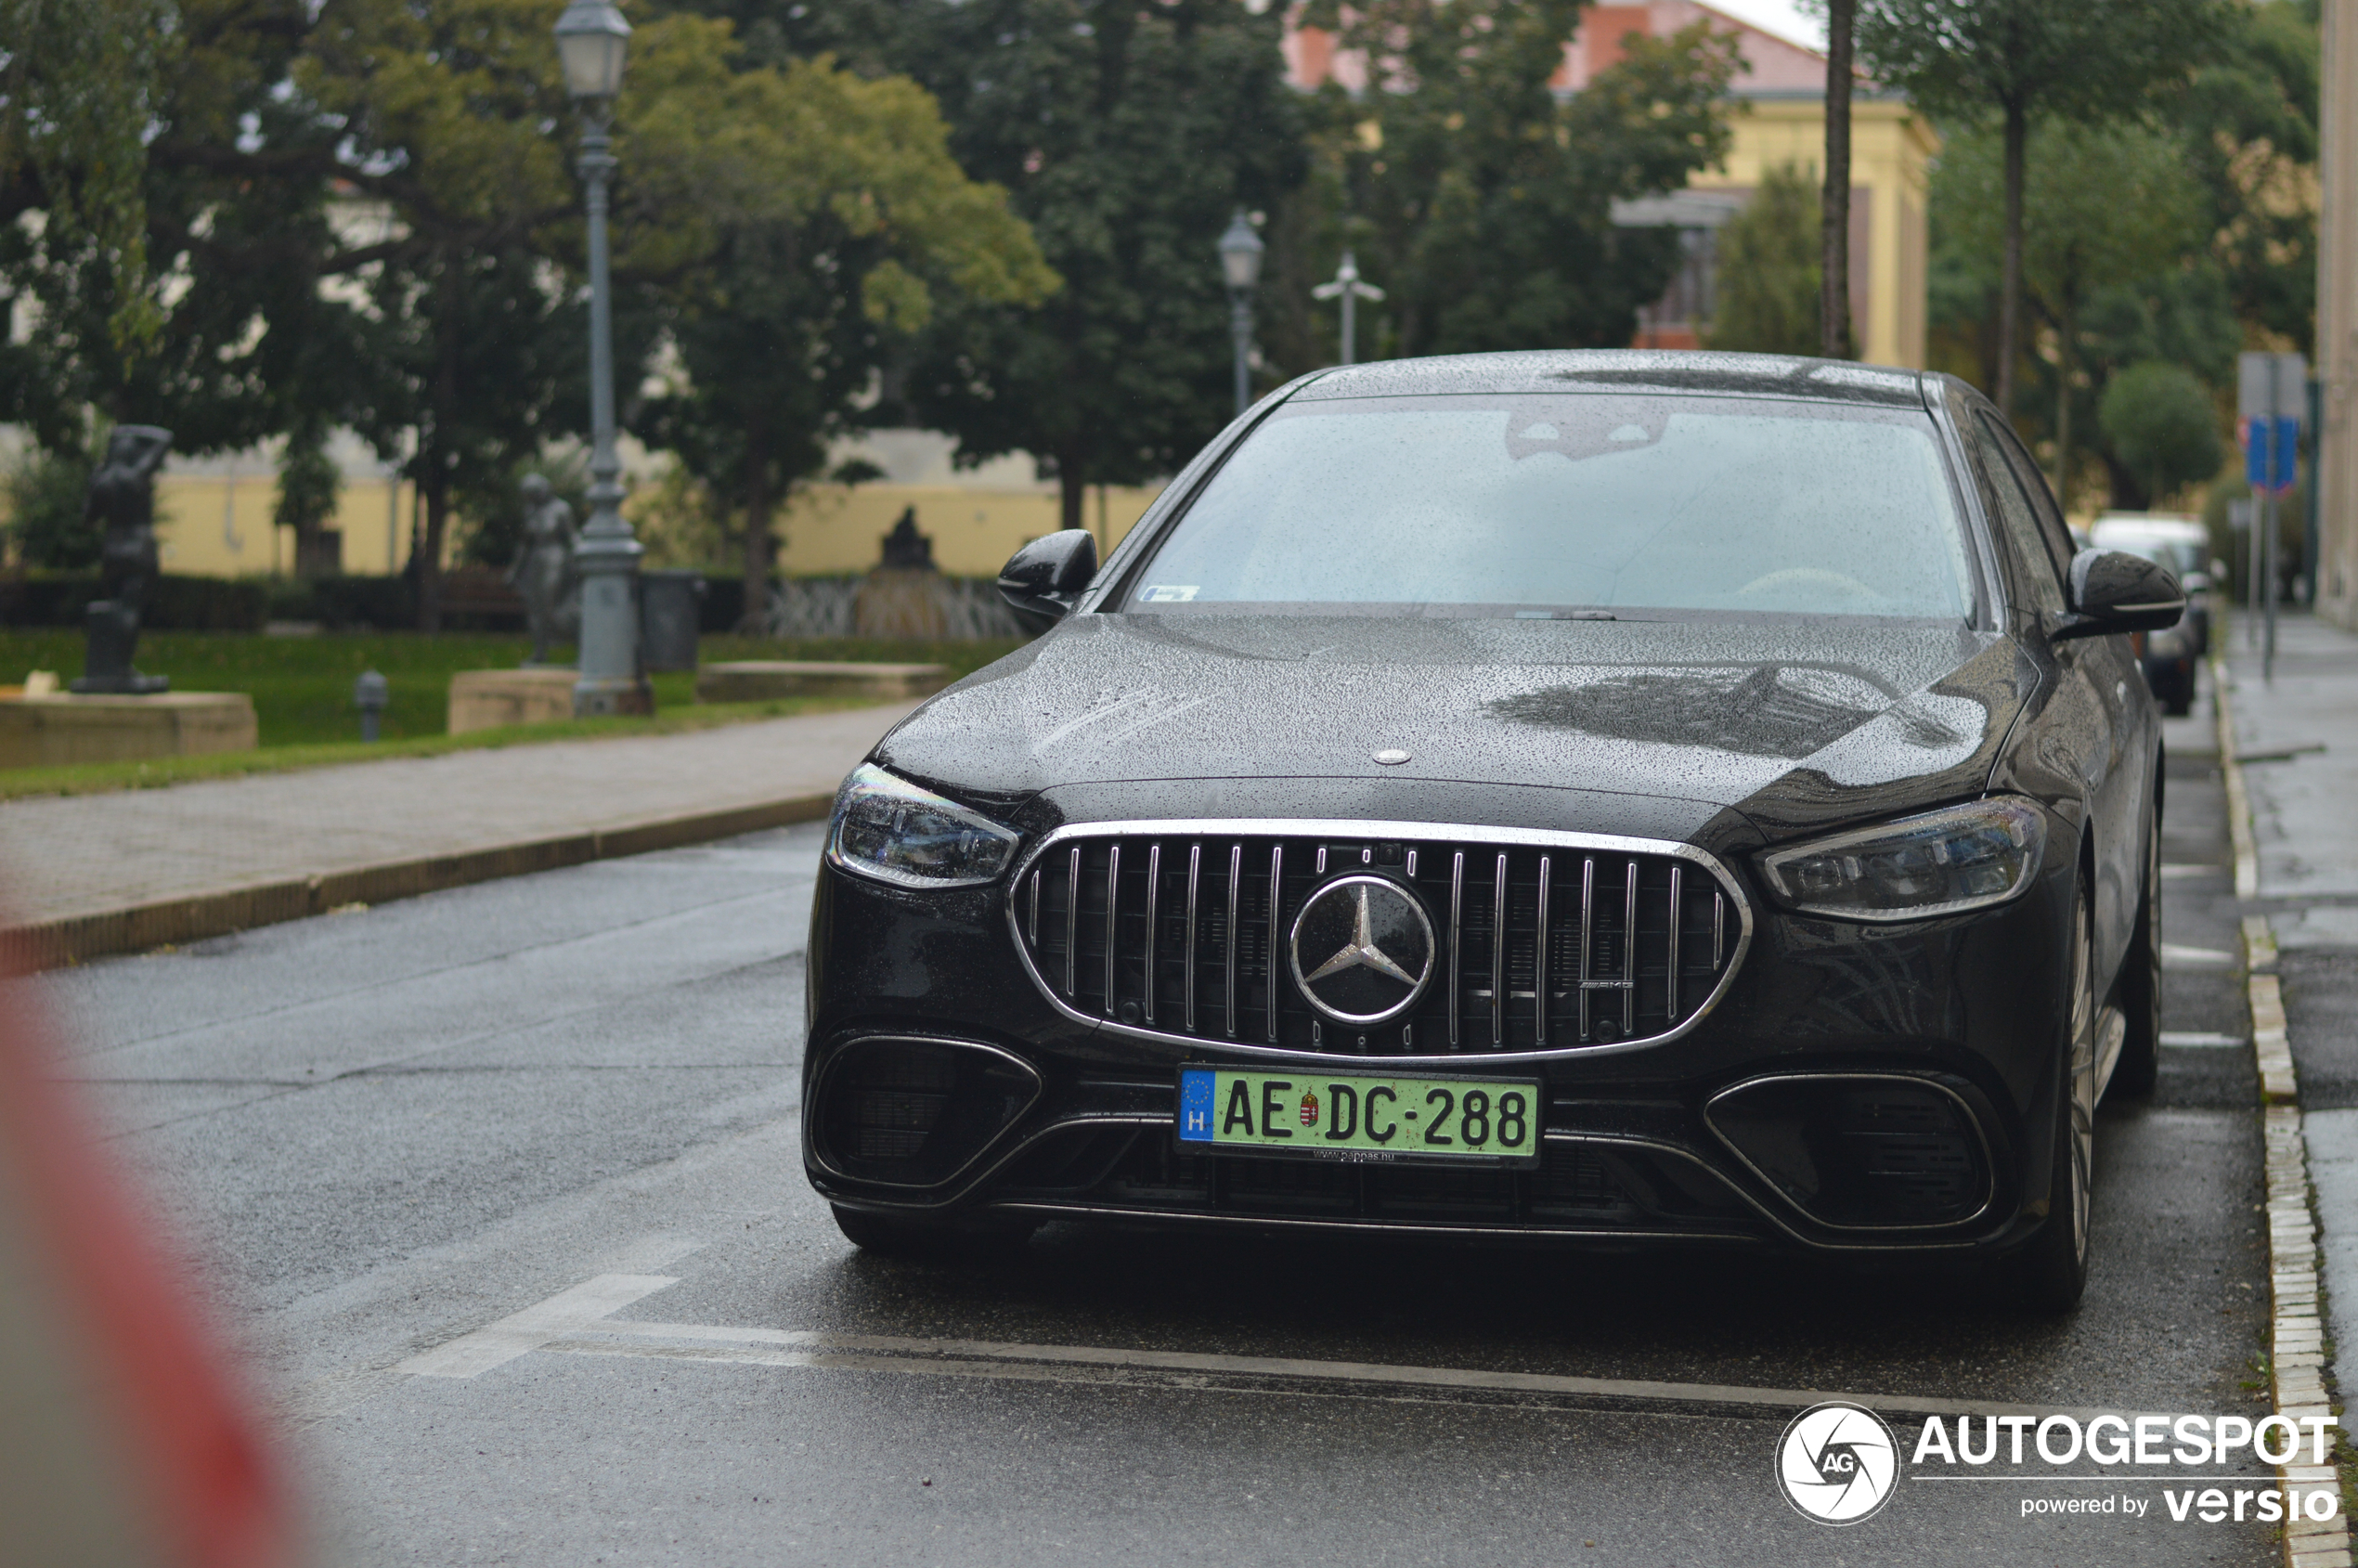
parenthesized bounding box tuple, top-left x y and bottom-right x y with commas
(1703, 0, 1828, 52)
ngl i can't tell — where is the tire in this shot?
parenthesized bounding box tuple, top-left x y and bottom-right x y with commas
(831, 1204, 1037, 1261)
(2012, 879, 2096, 1314)
(2106, 818, 2163, 1101)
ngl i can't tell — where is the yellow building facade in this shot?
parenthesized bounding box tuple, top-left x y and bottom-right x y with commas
(149, 470, 417, 579)
(1692, 97, 1937, 370)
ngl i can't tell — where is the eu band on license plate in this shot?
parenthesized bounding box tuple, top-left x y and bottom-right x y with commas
(1175, 1067, 1543, 1168)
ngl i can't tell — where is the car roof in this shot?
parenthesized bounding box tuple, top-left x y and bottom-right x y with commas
(1289, 349, 1929, 408)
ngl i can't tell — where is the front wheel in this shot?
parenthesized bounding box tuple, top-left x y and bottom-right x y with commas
(2011, 878, 2096, 1314)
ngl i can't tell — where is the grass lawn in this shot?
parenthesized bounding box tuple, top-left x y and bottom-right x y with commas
(0, 630, 1026, 746)
(0, 630, 1027, 798)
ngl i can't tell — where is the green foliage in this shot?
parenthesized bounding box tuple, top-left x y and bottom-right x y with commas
(625, 31, 1056, 616)
(0, 0, 172, 351)
(1855, 0, 2222, 129)
(1309, 0, 1738, 360)
(1858, 0, 2222, 414)
(2, 434, 102, 571)
(1706, 165, 1824, 356)
(456, 449, 590, 569)
(2165, 0, 2320, 348)
(2099, 362, 2224, 509)
(801, 0, 1305, 528)
(1937, 122, 2204, 319)
(273, 420, 343, 538)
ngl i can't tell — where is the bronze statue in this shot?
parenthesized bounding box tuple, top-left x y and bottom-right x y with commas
(73, 425, 174, 694)
(879, 506, 936, 571)
(509, 473, 579, 666)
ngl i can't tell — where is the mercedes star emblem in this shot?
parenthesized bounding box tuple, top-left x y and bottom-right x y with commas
(1287, 874, 1437, 1025)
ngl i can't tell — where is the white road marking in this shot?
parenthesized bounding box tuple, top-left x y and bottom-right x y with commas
(2160, 1030, 2248, 1049)
(2161, 863, 2222, 880)
(397, 1275, 2155, 1423)
(395, 1274, 680, 1379)
(2161, 943, 2237, 968)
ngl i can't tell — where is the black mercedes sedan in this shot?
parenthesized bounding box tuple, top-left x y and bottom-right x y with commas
(803, 350, 2184, 1312)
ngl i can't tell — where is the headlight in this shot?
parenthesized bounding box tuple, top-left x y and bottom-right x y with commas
(1756, 797, 2047, 922)
(826, 763, 1021, 889)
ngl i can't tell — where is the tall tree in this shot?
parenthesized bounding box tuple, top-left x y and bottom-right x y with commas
(838, 0, 1308, 534)
(1856, 0, 2220, 414)
(1707, 164, 1824, 356)
(1308, 0, 1739, 360)
(622, 29, 1056, 622)
(3, 0, 395, 465)
(1936, 120, 2203, 507)
(0, 0, 172, 355)
(1820, 0, 1855, 360)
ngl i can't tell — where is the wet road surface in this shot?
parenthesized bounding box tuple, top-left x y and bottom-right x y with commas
(29, 707, 2280, 1565)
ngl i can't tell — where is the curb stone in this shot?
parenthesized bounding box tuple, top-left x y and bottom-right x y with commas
(2220, 655, 2352, 1568)
(0, 790, 836, 972)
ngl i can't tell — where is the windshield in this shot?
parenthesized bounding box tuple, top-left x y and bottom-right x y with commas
(1123, 394, 1975, 620)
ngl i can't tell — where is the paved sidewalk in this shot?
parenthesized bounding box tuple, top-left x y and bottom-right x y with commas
(0, 701, 914, 961)
(2221, 612, 2358, 1555)
(2223, 614, 2358, 915)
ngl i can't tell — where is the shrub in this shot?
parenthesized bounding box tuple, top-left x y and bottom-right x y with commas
(2100, 361, 2223, 506)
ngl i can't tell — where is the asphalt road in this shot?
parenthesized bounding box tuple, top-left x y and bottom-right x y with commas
(28, 705, 2284, 1566)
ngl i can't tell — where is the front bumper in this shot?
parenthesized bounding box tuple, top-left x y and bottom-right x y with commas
(803, 824, 2077, 1255)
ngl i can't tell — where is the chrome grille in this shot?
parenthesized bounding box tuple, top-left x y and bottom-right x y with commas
(1010, 823, 1746, 1057)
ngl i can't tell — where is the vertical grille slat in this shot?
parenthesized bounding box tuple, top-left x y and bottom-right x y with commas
(1185, 844, 1201, 1035)
(1064, 846, 1081, 998)
(1266, 845, 1284, 1043)
(1104, 845, 1121, 1017)
(1448, 852, 1465, 1047)
(1666, 864, 1683, 1025)
(1224, 844, 1242, 1040)
(1621, 861, 1639, 1037)
(1016, 830, 1743, 1057)
(1145, 845, 1161, 1024)
(1577, 856, 1596, 1042)
(1489, 852, 1509, 1048)
(1535, 855, 1552, 1047)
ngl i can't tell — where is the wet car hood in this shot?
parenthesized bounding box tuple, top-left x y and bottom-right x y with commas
(874, 614, 2037, 847)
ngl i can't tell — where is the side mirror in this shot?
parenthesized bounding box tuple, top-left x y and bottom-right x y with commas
(2053, 548, 2185, 641)
(997, 529, 1098, 633)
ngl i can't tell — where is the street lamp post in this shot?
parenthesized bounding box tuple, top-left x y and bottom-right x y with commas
(1218, 212, 1263, 418)
(1311, 250, 1385, 367)
(554, 0, 651, 718)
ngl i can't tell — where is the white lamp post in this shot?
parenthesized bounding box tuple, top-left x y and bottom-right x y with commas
(554, 0, 651, 717)
(1218, 211, 1264, 417)
(1312, 250, 1385, 367)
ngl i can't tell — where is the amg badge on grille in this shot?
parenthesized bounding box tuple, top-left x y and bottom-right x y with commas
(1287, 875, 1437, 1025)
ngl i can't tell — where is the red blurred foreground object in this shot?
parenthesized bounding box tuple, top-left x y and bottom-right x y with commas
(0, 978, 297, 1567)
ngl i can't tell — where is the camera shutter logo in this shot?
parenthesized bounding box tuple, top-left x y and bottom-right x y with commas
(1776, 1402, 1898, 1525)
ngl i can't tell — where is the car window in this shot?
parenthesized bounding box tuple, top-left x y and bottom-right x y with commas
(1123, 394, 1975, 620)
(1980, 414, 2078, 581)
(1968, 416, 2066, 614)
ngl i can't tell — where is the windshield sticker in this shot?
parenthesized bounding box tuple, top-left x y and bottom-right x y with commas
(1139, 585, 1199, 603)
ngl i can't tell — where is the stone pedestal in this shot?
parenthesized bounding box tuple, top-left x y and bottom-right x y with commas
(448, 668, 582, 735)
(695, 661, 951, 705)
(0, 693, 256, 770)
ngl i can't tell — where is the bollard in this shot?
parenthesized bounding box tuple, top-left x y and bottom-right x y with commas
(354, 668, 388, 743)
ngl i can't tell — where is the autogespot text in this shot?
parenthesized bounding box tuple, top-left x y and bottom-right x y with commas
(1910, 1412, 2342, 1525)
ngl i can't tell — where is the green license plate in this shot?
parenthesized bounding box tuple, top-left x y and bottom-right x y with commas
(1175, 1067, 1543, 1168)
